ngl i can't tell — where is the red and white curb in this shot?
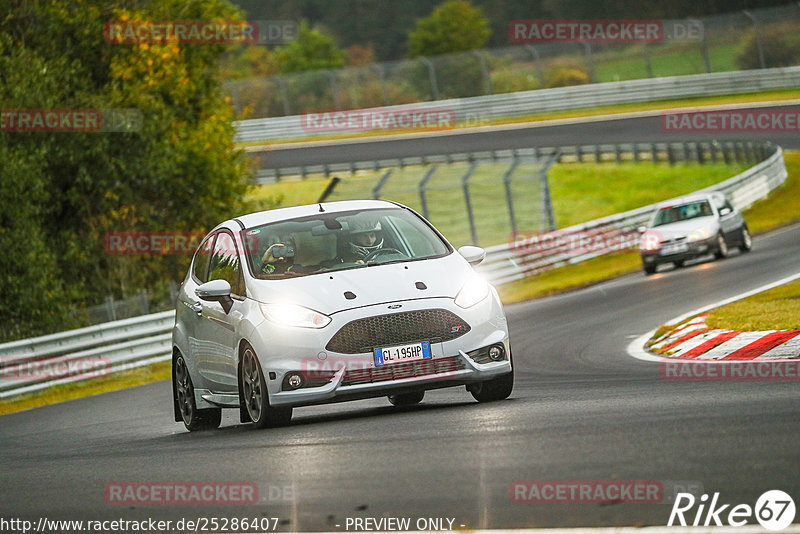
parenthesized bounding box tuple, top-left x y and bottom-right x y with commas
(628, 271, 800, 363)
(648, 313, 800, 360)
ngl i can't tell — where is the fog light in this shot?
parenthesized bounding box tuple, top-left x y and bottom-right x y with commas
(488, 345, 505, 361)
(286, 373, 304, 389)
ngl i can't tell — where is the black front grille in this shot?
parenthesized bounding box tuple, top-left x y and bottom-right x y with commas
(342, 356, 465, 386)
(325, 308, 470, 354)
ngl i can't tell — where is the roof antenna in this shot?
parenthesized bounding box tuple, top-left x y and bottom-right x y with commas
(318, 203, 325, 212)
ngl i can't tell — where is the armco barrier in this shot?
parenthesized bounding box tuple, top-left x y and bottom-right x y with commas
(234, 67, 800, 142)
(0, 141, 786, 398)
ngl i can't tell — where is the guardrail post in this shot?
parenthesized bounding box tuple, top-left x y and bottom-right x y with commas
(502, 159, 520, 240)
(461, 162, 480, 245)
(576, 145, 583, 163)
(633, 143, 640, 163)
(684, 142, 692, 162)
(696, 142, 705, 164)
(594, 145, 601, 163)
(372, 169, 393, 199)
(417, 165, 438, 219)
(651, 143, 658, 164)
(614, 144, 622, 164)
(667, 144, 675, 166)
(722, 142, 732, 165)
(709, 142, 718, 163)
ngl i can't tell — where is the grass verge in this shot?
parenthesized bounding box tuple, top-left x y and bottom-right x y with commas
(705, 279, 800, 332)
(0, 360, 171, 416)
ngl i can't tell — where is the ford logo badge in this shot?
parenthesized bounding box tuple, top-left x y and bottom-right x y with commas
(388, 304, 402, 309)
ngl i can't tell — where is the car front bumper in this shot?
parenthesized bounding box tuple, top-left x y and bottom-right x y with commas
(641, 236, 716, 264)
(248, 293, 511, 408)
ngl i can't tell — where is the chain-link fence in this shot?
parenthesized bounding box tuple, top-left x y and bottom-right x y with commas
(226, 4, 800, 120)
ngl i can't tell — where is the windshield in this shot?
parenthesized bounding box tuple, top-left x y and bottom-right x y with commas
(243, 207, 450, 279)
(652, 200, 713, 227)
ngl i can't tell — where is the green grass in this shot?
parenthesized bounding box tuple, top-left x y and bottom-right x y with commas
(248, 161, 748, 249)
(705, 279, 800, 332)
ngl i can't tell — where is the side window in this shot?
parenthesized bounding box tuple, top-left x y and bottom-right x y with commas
(192, 233, 215, 283)
(208, 232, 245, 297)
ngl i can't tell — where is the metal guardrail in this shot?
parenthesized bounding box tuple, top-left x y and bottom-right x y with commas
(234, 67, 800, 142)
(0, 140, 786, 398)
(477, 141, 787, 285)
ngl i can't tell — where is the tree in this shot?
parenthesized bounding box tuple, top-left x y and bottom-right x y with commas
(0, 0, 251, 340)
(275, 20, 345, 74)
(407, 0, 490, 58)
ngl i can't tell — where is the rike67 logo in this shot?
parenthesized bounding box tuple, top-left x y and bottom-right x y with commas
(668, 490, 795, 531)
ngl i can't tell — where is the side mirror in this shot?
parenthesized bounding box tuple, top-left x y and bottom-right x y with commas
(458, 245, 486, 266)
(637, 226, 647, 233)
(719, 207, 731, 216)
(196, 279, 233, 313)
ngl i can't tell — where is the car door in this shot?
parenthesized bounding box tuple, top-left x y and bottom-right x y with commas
(179, 231, 215, 388)
(193, 230, 246, 393)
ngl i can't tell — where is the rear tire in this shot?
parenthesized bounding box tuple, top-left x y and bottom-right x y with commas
(643, 263, 657, 275)
(240, 346, 292, 429)
(739, 226, 752, 253)
(174, 355, 221, 432)
(388, 391, 425, 406)
(714, 233, 728, 259)
(470, 369, 514, 402)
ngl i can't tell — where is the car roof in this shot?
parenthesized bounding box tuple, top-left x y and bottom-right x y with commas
(655, 192, 723, 209)
(230, 199, 400, 230)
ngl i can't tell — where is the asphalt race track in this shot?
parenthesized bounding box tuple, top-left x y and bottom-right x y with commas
(2, 112, 799, 531)
(257, 104, 800, 169)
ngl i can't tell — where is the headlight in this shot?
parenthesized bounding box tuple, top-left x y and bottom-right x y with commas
(455, 276, 490, 308)
(640, 231, 661, 251)
(259, 303, 331, 329)
(688, 227, 711, 242)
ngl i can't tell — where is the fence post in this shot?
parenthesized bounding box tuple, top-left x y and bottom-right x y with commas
(642, 43, 653, 78)
(105, 295, 117, 322)
(461, 161, 480, 246)
(699, 31, 712, 73)
(138, 289, 149, 315)
(524, 45, 546, 87)
(275, 76, 291, 116)
(418, 166, 438, 219)
(372, 169, 393, 199)
(419, 57, 440, 101)
(501, 159, 520, 240)
(540, 151, 559, 232)
(583, 43, 597, 83)
(742, 10, 766, 69)
(471, 50, 492, 95)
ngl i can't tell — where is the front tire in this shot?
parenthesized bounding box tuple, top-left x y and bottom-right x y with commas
(714, 233, 728, 259)
(174, 354, 221, 432)
(739, 226, 752, 252)
(240, 346, 292, 429)
(388, 391, 425, 406)
(643, 263, 657, 275)
(469, 369, 514, 402)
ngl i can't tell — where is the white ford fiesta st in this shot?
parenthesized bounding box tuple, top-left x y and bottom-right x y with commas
(172, 200, 513, 431)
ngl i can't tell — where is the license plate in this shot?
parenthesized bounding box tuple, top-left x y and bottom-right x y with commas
(661, 243, 688, 255)
(374, 341, 431, 366)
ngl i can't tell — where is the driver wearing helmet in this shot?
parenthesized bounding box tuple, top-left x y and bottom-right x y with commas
(344, 219, 383, 263)
(260, 235, 297, 275)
